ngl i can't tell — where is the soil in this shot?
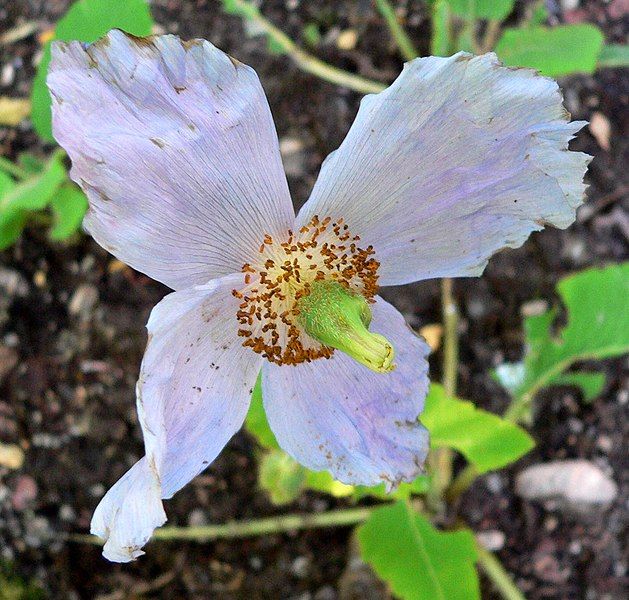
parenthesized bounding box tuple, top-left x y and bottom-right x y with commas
(0, 1, 627, 598)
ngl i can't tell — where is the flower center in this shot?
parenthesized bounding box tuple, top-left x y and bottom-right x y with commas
(233, 216, 381, 366)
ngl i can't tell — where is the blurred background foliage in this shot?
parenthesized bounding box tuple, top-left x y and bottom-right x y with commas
(0, 1, 627, 598)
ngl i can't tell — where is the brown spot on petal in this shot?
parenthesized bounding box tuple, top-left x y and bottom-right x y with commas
(228, 54, 242, 69)
(181, 38, 204, 51)
(124, 32, 157, 48)
(149, 137, 166, 148)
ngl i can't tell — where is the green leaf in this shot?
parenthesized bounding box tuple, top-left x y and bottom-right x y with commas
(352, 476, 430, 501)
(304, 470, 355, 497)
(549, 372, 606, 403)
(0, 151, 66, 214)
(302, 23, 321, 48)
(598, 44, 629, 69)
(221, 0, 259, 20)
(17, 152, 46, 175)
(0, 152, 67, 249)
(0, 210, 28, 250)
(495, 24, 605, 77)
(496, 263, 629, 413)
(422, 384, 534, 472)
(529, 3, 549, 26)
(358, 501, 479, 600)
(446, 0, 514, 21)
(31, 0, 153, 141)
(0, 171, 15, 195)
(258, 449, 306, 505)
(245, 376, 280, 450)
(0, 172, 25, 249)
(49, 183, 88, 240)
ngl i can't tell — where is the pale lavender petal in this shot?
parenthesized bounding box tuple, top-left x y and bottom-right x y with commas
(48, 30, 294, 290)
(262, 297, 430, 488)
(91, 273, 262, 561)
(90, 458, 165, 562)
(296, 52, 591, 286)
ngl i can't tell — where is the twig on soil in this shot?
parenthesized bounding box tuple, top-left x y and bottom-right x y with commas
(227, 0, 386, 95)
(0, 20, 39, 46)
(66, 506, 373, 545)
(375, 0, 419, 62)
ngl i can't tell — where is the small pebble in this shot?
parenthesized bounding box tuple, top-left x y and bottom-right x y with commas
(314, 586, 336, 600)
(68, 284, 99, 319)
(59, 505, 76, 522)
(568, 540, 582, 555)
(0, 345, 18, 382)
(187, 508, 208, 527)
(0, 443, 24, 469)
(33, 271, 47, 288)
(485, 473, 504, 494)
(12, 475, 37, 510)
(544, 515, 559, 532)
(596, 435, 613, 453)
(560, 0, 581, 11)
(280, 136, 307, 177)
(521, 299, 548, 317)
(336, 29, 358, 51)
(589, 112, 611, 151)
(291, 555, 311, 579)
(476, 529, 505, 551)
(0, 267, 29, 297)
(1, 63, 14, 87)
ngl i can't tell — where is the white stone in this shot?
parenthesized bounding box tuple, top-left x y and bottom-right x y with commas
(516, 460, 618, 511)
(476, 530, 506, 551)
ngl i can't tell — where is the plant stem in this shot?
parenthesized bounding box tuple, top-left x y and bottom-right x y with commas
(0, 155, 29, 179)
(503, 391, 533, 423)
(480, 19, 501, 53)
(445, 463, 478, 503)
(67, 506, 373, 546)
(375, 0, 418, 62)
(476, 543, 527, 600)
(502, 346, 621, 424)
(441, 278, 459, 398)
(230, 0, 385, 95)
(427, 278, 460, 506)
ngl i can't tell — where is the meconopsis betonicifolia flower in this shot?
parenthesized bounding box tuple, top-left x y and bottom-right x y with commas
(47, 30, 590, 562)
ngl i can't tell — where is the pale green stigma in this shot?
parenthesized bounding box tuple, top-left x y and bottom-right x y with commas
(296, 281, 395, 373)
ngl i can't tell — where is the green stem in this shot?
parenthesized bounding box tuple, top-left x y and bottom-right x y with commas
(67, 506, 373, 545)
(229, 0, 385, 94)
(441, 278, 459, 398)
(476, 543, 527, 600)
(503, 346, 623, 424)
(0, 155, 29, 179)
(427, 278, 459, 507)
(445, 463, 478, 504)
(503, 391, 533, 423)
(375, 0, 419, 61)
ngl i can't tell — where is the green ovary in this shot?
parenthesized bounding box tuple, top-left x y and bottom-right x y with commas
(296, 281, 395, 373)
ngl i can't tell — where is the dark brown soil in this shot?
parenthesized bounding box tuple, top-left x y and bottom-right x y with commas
(0, 1, 627, 598)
